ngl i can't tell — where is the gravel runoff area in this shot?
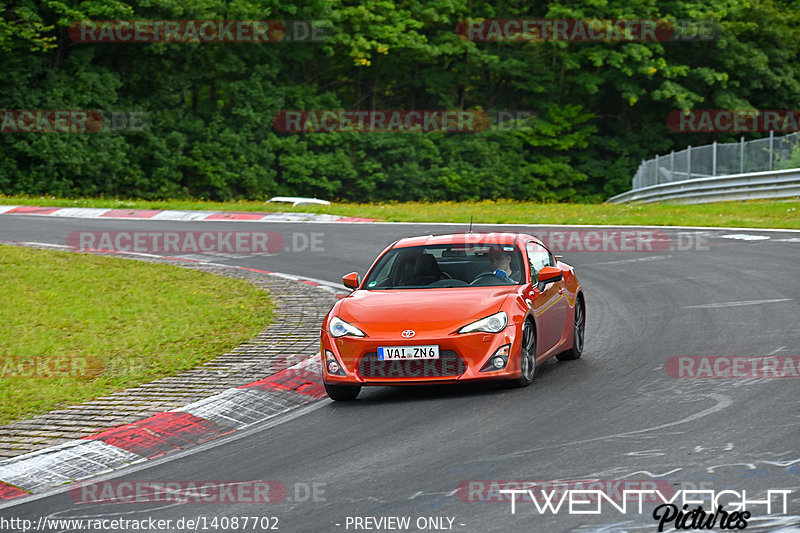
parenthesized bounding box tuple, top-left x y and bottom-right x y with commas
(0, 243, 339, 460)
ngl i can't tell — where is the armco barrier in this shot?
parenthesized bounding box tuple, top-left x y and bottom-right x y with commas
(607, 168, 800, 204)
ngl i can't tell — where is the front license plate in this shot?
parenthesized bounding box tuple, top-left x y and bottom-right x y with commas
(377, 345, 440, 360)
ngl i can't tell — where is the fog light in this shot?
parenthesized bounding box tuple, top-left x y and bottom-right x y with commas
(324, 350, 346, 376)
(480, 344, 511, 372)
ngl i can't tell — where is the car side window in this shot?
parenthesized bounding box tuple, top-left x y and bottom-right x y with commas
(526, 242, 551, 283)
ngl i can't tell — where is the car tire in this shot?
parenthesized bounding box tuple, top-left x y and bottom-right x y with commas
(508, 320, 536, 388)
(557, 298, 585, 361)
(324, 383, 361, 401)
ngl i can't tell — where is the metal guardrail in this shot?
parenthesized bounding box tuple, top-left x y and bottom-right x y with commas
(613, 129, 800, 203)
(607, 168, 800, 204)
(630, 131, 800, 190)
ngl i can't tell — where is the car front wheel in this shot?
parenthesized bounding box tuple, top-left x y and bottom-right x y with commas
(324, 382, 361, 401)
(557, 298, 584, 361)
(508, 320, 536, 388)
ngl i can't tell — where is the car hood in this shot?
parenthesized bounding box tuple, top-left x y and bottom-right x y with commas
(337, 286, 517, 325)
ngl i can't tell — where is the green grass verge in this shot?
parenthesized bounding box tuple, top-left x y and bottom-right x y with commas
(0, 245, 273, 425)
(1, 195, 799, 228)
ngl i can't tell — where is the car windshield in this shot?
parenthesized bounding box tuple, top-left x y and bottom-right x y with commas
(362, 243, 525, 289)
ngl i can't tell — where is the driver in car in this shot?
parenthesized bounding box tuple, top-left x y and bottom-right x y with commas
(489, 249, 515, 283)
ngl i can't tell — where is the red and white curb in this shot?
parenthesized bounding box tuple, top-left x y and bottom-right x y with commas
(0, 205, 374, 223)
(0, 242, 345, 501)
(5, 205, 800, 234)
(0, 356, 326, 501)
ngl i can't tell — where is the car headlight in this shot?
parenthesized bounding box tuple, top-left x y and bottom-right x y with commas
(329, 316, 366, 338)
(458, 311, 508, 334)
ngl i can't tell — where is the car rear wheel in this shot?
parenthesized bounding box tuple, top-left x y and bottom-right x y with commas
(508, 320, 536, 388)
(324, 383, 361, 401)
(557, 298, 584, 361)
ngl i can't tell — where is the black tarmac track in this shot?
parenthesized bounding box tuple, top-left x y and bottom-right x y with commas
(0, 215, 798, 532)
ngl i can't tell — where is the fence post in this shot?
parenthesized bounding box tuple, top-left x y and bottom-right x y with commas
(670, 150, 675, 182)
(637, 159, 645, 189)
(639, 159, 647, 188)
(739, 136, 744, 174)
(687, 145, 692, 180)
(654, 154, 659, 185)
(642, 160, 646, 188)
(712, 141, 717, 176)
(769, 130, 774, 171)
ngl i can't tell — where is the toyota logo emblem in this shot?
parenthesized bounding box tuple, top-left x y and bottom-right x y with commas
(401, 330, 416, 338)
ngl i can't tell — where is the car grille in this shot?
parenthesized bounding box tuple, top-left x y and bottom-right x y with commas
(358, 350, 466, 378)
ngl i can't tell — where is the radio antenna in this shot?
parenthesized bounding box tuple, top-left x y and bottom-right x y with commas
(468, 215, 473, 234)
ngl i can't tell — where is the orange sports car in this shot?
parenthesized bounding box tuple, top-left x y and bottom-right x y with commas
(320, 232, 585, 400)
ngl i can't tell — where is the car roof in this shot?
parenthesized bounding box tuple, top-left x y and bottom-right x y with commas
(392, 232, 539, 249)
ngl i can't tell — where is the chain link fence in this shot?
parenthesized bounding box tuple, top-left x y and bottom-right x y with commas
(631, 131, 800, 190)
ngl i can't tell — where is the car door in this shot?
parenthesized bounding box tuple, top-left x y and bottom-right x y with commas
(525, 241, 569, 354)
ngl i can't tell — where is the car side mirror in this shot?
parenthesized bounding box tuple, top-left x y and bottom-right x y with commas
(342, 272, 359, 290)
(538, 266, 563, 284)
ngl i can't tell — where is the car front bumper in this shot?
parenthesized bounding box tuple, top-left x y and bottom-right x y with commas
(320, 323, 522, 386)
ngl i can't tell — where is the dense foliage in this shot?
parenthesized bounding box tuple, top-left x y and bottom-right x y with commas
(1, 0, 799, 201)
